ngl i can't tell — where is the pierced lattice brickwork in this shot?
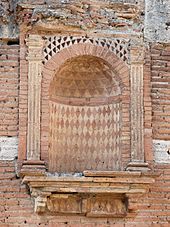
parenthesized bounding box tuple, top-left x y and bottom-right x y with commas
(44, 36, 130, 64)
(49, 101, 121, 172)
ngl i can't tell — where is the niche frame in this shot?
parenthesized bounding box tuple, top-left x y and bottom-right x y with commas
(19, 34, 155, 217)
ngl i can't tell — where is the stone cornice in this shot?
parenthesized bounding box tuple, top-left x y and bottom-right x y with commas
(22, 170, 157, 216)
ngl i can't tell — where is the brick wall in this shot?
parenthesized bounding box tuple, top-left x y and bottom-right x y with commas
(0, 44, 19, 137)
(151, 44, 170, 140)
(0, 43, 19, 160)
(0, 38, 170, 227)
(18, 31, 28, 160)
(144, 48, 153, 163)
(0, 161, 169, 226)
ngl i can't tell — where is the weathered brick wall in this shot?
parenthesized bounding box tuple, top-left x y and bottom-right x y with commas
(144, 48, 153, 163)
(0, 44, 19, 137)
(0, 161, 170, 226)
(0, 43, 19, 160)
(18, 32, 28, 160)
(151, 44, 170, 140)
(151, 44, 170, 164)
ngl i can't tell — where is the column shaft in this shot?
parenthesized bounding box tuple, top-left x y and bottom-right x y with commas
(26, 35, 44, 160)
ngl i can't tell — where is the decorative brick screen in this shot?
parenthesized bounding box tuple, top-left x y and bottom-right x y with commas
(44, 36, 130, 64)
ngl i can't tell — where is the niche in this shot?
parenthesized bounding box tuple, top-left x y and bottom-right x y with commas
(49, 55, 123, 173)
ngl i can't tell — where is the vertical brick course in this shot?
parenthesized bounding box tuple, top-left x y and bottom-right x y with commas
(144, 49, 153, 163)
(18, 31, 28, 160)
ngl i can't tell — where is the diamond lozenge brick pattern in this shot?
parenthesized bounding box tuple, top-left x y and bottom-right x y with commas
(49, 101, 121, 172)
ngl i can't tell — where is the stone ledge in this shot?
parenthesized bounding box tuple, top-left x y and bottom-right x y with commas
(22, 170, 157, 217)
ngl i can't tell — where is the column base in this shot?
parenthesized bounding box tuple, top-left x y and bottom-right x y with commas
(20, 160, 46, 177)
(126, 162, 150, 172)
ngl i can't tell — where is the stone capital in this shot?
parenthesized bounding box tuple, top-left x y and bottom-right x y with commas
(130, 46, 144, 64)
(26, 35, 44, 61)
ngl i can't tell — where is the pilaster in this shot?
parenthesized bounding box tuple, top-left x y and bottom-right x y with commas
(26, 35, 44, 161)
(127, 44, 149, 171)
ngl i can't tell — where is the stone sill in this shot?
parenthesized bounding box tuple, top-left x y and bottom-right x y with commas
(22, 170, 157, 217)
(23, 171, 155, 194)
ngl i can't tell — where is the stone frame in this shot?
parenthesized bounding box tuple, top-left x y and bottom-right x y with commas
(21, 34, 148, 171)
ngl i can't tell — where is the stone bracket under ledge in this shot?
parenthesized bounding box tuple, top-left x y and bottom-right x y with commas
(22, 171, 157, 217)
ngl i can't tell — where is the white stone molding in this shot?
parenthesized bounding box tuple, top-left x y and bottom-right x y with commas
(26, 35, 44, 160)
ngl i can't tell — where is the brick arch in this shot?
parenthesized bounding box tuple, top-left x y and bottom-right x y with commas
(41, 43, 130, 169)
(43, 43, 129, 92)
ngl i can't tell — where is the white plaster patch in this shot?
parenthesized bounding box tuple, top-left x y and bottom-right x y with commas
(153, 140, 170, 163)
(0, 137, 18, 160)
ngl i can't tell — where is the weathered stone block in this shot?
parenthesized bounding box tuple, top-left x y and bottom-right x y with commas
(0, 136, 18, 160)
(153, 140, 170, 163)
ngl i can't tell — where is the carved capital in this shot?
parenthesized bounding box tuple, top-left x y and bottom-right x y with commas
(130, 38, 144, 64)
(130, 46, 144, 64)
(26, 35, 44, 61)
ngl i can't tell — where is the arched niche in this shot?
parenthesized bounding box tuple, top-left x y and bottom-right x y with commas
(21, 35, 155, 217)
(48, 55, 123, 172)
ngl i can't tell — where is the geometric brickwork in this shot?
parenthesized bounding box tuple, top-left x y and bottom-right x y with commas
(44, 35, 130, 64)
(49, 101, 121, 172)
(50, 55, 121, 99)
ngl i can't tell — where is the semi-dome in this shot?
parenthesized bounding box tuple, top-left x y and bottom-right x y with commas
(50, 55, 120, 100)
